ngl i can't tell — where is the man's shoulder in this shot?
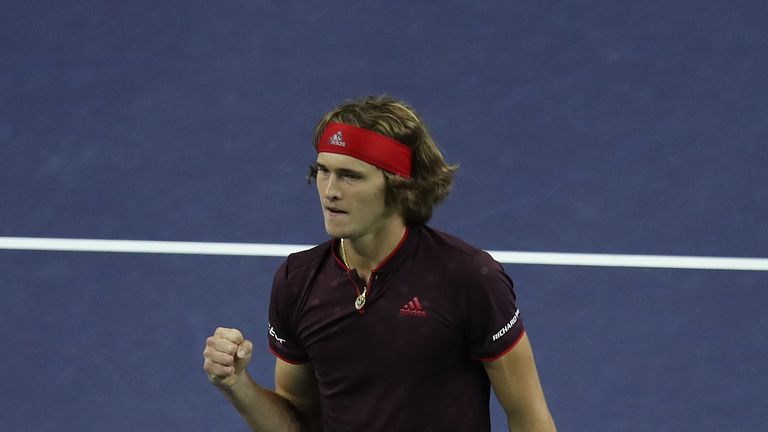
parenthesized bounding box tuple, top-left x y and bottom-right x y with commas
(418, 225, 503, 273)
(282, 240, 333, 274)
(419, 225, 483, 259)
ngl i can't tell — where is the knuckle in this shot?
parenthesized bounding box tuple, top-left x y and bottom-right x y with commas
(204, 341, 218, 354)
(204, 360, 230, 377)
(214, 327, 244, 344)
(217, 351, 235, 364)
(203, 359, 215, 373)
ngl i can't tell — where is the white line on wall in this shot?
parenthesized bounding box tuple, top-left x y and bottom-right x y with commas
(1, 236, 766, 271)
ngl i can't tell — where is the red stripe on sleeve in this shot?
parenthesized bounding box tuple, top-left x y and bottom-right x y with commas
(473, 330, 526, 362)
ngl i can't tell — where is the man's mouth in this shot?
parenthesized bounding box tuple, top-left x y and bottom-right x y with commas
(326, 206, 347, 215)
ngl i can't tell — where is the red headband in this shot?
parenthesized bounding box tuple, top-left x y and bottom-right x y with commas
(317, 122, 412, 178)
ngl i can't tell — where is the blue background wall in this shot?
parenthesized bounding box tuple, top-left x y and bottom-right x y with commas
(1, 1, 767, 430)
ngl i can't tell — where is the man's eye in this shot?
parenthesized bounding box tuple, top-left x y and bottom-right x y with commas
(343, 174, 361, 180)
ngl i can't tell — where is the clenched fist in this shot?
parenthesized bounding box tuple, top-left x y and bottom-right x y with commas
(203, 327, 254, 387)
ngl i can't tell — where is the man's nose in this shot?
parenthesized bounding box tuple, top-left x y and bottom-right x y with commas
(323, 174, 340, 200)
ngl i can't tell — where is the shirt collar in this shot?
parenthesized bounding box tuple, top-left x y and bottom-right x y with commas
(331, 225, 418, 275)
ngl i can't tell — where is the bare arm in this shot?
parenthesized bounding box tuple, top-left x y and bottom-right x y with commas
(484, 333, 557, 432)
(274, 359, 322, 431)
(203, 327, 321, 431)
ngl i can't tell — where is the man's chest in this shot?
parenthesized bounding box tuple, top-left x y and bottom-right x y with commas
(293, 271, 469, 371)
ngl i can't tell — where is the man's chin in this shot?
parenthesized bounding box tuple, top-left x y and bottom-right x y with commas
(324, 226, 347, 239)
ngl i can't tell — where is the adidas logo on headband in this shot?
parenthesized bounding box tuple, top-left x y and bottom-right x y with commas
(329, 131, 346, 147)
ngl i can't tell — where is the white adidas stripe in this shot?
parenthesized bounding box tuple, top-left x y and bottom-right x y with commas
(0, 236, 766, 271)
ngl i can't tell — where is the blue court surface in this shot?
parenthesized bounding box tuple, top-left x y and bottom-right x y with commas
(1, 2, 767, 431)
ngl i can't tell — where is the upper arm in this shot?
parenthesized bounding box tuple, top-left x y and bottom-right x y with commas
(274, 358, 322, 428)
(483, 333, 557, 431)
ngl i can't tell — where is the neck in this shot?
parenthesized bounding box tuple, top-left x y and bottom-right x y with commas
(341, 223, 407, 278)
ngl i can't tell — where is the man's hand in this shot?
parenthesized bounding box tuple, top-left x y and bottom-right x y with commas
(203, 327, 254, 387)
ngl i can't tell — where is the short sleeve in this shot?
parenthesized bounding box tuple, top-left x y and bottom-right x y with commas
(267, 260, 310, 364)
(466, 251, 525, 361)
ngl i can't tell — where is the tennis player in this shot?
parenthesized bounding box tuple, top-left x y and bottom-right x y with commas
(203, 96, 556, 431)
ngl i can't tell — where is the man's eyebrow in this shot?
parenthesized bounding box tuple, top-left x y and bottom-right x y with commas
(337, 167, 364, 175)
(315, 163, 364, 175)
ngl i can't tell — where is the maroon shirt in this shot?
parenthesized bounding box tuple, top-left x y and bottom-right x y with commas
(268, 225, 525, 431)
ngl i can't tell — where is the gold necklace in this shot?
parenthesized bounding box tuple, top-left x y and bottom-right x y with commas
(340, 238, 351, 268)
(341, 238, 367, 310)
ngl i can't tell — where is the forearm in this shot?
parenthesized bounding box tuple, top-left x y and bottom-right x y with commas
(506, 408, 556, 432)
(217, 372, 313, 432)
(486, 334, 557, 432)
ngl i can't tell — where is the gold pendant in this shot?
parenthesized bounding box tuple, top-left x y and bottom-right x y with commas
(354, 288, 367, 310)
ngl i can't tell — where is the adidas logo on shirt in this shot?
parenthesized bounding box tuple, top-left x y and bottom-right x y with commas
(329, 131, 346, 147)
(400, 297, 428, 318)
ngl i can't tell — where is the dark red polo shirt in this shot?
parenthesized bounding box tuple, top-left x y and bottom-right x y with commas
(268, 225, 525, 431)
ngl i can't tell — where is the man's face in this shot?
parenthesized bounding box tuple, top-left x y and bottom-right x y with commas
(315, 152, 400, 240)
